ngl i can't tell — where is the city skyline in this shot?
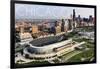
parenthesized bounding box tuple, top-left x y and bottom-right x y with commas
(15, 4, 94, 19)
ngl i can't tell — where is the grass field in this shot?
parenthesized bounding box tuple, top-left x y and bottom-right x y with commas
(67, 48, 94, 62)
(15, 61, 50, 68)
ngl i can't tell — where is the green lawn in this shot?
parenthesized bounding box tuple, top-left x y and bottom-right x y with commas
(58, 50, 82, 63)
(67, 48, 94, 62)
(15, 61, 50, 68)
(66, 37, 95, 63)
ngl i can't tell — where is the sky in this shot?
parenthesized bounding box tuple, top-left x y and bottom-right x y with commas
(15, 4, 95, 19)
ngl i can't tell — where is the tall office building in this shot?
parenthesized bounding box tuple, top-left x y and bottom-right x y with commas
(68, 19, 72, 30)
(20, 27, 24, 33)
(55, 26, 61, 34)
(89, 15, 93, 23)
(61, 19, 65, 32)
(32, 25, 39, 34)
(73, 9, 76, 21)
(72, 9, 76, 30)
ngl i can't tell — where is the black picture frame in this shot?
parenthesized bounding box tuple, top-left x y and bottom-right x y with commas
(10, 0, 96, 68)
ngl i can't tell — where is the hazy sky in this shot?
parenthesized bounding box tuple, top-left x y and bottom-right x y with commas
(15, 4, 94, 19)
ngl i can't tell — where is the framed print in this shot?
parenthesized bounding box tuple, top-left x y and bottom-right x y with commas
(11, 0, 96, 68)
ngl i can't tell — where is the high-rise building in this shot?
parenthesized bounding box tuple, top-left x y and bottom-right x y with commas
(72, 9, 76, 30)
(55, 26, 61, 34)
(77, 15, 81, 27)
(20, 27, 24, 33)
(32, 25, 39, 34)
(89, 15, 93, 23)
(61, 19, 65, 32)
(73, 9, 76, 21)
(68, 19, 72, 30)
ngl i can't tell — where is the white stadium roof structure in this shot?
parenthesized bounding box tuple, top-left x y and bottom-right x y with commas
(23, 34, 72, 54)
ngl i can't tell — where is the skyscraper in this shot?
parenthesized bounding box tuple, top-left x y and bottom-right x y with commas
(61, 19, 65, 32)
(89, 15, 93, 23)
(73, 9, 76, 21)
(72, 9, 76, 30)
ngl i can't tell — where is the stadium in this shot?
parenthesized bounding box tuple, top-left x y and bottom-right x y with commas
(23, 39, 71, 59)
(22, 34, 85, 61)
